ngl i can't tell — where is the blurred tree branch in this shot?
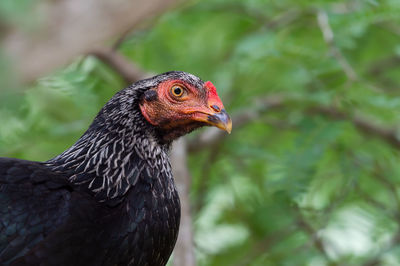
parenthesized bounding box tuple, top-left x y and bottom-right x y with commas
(171, 138, 196, 266)
(316, 10, 358, 82)
(89, 47, 151, 84)
(378, 22, 400, 36)
(2, 0, 180, 83)
(371, 163, 400, 209)
(206, 4, 301, 30)
(309, 106, 400, 149)
(368, 56, 400, 77)
(233, 228, 297, 266)
(367, 55, 400, 90)
(294, 206, 335, 265)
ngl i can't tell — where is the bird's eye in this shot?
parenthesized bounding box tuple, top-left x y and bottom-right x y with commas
(171, 85, 185, 97)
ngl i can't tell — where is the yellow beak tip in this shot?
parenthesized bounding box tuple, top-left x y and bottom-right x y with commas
(226, 124, 232, 134)
(216, 120, 232, 134)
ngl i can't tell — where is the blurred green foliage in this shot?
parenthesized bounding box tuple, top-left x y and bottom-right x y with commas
(1, 0, 400, 265)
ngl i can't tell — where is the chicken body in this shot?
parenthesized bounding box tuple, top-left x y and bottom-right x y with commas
(0, 71, 231, 265)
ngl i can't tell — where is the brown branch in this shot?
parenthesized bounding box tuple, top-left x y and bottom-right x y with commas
(89, 47, 151, 84)
(171, 138, 196, 266)
(111, 16, 160, 50)
(112, 28, 137, 51)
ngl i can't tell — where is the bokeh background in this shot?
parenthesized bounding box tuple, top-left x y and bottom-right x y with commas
(1, 0, 400, 265)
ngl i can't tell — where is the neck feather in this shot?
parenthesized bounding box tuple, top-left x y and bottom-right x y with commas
(46, 89, 172, 203)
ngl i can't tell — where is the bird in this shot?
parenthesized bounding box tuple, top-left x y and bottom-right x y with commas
(0, 71, 232, 266)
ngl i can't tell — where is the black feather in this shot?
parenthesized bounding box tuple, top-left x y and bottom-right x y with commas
(144, 89, 158, 101)
(0, 71, 206, 266)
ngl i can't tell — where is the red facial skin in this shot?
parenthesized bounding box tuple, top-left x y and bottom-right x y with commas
(139, 79, 230, 140)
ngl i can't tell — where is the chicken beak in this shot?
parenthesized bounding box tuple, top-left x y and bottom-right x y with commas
(186, 81, 232, 133)
(206, 109, 232, 134)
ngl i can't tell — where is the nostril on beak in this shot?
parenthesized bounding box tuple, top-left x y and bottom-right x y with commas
(211, 105, 221, 112)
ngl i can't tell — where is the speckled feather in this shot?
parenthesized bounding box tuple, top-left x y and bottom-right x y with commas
(0, 71, 206, 266)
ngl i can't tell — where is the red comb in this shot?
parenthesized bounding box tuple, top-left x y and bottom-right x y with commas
(205, 81, 224, 107)
(205, 81, 217, 96)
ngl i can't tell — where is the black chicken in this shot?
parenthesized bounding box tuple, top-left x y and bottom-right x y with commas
(0, 71, 231, 266)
